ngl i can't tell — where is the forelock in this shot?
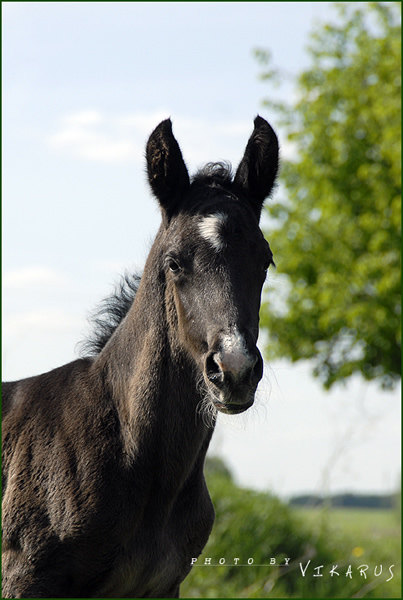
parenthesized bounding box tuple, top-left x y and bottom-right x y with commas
(191, 162, 233, 188)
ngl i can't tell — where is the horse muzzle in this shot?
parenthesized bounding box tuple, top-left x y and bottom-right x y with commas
(203, 333, 263, 414)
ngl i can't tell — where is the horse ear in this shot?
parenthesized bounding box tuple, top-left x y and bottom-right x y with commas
(146, 119, 190, 224)
(234, 115, 279, 220)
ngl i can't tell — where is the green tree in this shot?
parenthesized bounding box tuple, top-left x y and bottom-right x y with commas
(257, 2, 401, 389)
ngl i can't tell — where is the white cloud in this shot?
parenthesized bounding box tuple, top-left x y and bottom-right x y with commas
(113, 110, 173, 136)
(47, 108, 298, 181)
(3, 266, 68, 289)
(3, 309, 82, 337)
(63, 110, 104, 127)
(48, 109, 170, 163)
(47, 109, 260, 168)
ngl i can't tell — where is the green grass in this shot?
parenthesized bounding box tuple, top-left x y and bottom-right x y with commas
(294, 506, 399, 534)
(293, 508, 400, 546)
(293, 506, 400, 555)
(182, 471, 401, 598)
(291, 506, 401, 598)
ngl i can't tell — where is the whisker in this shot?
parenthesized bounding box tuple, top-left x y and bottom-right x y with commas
(195, 374, 218, 429)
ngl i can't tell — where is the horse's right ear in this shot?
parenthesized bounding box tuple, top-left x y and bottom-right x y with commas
(234, 115, 279, 220)
(146, 119, 190, 225)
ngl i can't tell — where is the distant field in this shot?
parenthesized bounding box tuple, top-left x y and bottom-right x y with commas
(293, 506, 400, 547)
(292, 507, 401, 598)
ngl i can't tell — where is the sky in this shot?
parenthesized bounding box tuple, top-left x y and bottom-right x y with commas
(2, 1, 400, 498)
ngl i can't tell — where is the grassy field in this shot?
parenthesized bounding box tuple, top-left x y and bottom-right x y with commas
(294, 506, 400, 540)
(182, 500, 401, 598)
(181, 465, 401, 598)
(292, 506, 401, 598)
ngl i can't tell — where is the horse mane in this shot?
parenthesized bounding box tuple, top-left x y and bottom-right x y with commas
(81, 272, 141, 356)
(191, 161, 233, 188)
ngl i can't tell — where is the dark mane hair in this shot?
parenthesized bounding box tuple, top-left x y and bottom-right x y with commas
(81, 272, 141, 356)
(191, 161, 233, 188)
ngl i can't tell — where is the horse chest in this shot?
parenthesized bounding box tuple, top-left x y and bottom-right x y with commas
(97, 486, 214, 597)
(99, 535, 180, 597)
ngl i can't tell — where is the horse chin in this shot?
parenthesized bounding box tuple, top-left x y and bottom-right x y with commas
(214, 401, 254, 415)
(211, 390, 255, 415)
(200, 372, 257, 416)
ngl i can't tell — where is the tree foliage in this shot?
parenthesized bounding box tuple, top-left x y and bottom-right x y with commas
(257, 2, 401, 389)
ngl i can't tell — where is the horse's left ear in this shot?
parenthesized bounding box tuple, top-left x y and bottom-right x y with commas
(146, 118, 190, 225)
(234, 115, 279, 220)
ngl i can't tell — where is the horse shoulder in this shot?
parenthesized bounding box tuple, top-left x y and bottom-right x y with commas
(2, 359, 121, 537)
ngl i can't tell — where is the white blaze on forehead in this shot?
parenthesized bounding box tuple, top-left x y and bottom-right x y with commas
(198, 212, 227, 251)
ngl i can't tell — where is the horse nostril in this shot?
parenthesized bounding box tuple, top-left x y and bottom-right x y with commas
(205, 353, 224, 387)
(250, 351, 263, 384)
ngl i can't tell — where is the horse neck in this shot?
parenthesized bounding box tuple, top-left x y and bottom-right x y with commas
(93, 240, 213, 488)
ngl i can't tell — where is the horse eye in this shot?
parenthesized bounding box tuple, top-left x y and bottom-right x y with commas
(167, 258, 181, 274)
